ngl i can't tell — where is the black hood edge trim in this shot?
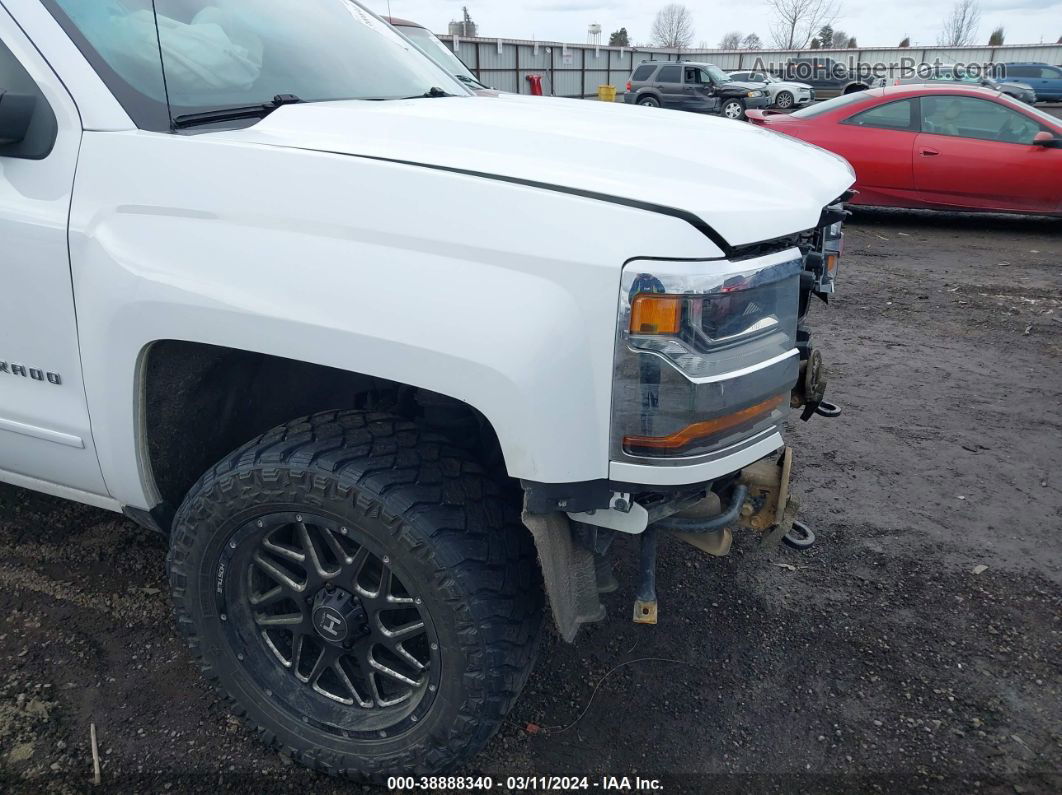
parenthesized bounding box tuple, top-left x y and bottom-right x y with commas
(281, 147, 737, 257)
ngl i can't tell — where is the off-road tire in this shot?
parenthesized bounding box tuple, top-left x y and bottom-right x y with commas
(167, 410, 544, 781)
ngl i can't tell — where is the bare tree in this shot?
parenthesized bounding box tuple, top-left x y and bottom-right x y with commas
(719, 31, 743, 49)
(988, 26, 1004, 45)
(651, 4, 696, 49)
(937, 0, 981, 46)
(765, 0, 840, 49)
(742, 32, 763, 49)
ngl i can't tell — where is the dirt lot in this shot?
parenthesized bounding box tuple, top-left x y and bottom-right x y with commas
(1, 209, 1060, 793)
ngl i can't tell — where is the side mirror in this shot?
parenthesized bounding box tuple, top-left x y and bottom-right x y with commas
(0, 91, 37, 146)
(1032, 131, 1057, 147)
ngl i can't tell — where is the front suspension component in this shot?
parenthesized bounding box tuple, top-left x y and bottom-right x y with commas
(632, 525, 659, 625)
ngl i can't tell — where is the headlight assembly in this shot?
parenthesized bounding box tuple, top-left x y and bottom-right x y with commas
(612, 252, 802, 463)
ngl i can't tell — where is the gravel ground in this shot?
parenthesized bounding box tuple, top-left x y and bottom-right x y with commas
(0, 209, 1059, 793)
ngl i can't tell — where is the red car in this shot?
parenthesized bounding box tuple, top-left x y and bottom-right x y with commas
(747, 85, 1062, 216)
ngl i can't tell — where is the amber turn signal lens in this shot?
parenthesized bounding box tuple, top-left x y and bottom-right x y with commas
(826, 253, 838, 273)
(630, 295, 682, 335)
(623, 394, 786, 454)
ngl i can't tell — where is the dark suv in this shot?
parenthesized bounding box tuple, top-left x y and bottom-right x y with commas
(624, 61, 769, 120)
(782, 57, 870, 98)
(1001, 63, 1062, 102)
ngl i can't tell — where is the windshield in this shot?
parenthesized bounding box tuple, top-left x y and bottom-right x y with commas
(703, 65, 730, 84)
(43, 0, 467, 131)
(791, 91, 873, 118)
(396, 24, 483, 87)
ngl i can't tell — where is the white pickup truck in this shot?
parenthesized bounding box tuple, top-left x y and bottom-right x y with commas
(0, 0, 853, 781)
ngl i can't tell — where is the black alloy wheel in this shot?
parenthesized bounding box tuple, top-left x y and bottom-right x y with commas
(222, 511, 439, 737)
(167, 410, 544, 781)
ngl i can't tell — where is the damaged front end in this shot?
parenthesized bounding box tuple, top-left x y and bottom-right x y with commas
(522, 194, 852, 642)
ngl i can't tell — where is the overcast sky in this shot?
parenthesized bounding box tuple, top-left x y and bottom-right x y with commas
(369, 1, 1061, 49)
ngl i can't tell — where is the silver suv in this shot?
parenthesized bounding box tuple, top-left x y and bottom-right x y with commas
(624, 61, 769, 120)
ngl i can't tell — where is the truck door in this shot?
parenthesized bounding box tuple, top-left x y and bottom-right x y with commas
(0, 17, 109, 499)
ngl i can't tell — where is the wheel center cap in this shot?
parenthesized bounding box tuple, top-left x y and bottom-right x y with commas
(311, 587, 367, 644)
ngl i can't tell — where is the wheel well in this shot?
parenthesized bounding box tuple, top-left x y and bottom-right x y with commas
(141, 341, 506, 514)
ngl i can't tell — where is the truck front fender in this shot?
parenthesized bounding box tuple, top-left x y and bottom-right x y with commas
(68, 130, 718, 509)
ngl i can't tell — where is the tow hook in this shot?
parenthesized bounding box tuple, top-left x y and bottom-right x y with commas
(792, 350, 842, 421)
(783, 520, 816, 549)
(815, 401, 842, 419)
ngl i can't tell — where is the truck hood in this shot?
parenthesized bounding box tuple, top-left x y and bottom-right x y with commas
(720, 80, 764, 92)
(215, 93, 854, 248)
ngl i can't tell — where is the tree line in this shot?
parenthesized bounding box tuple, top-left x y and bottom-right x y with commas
(623, 1, 1060, 51)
